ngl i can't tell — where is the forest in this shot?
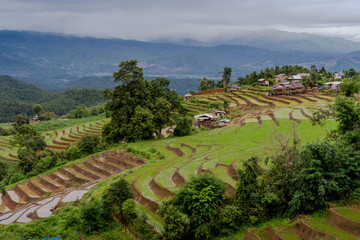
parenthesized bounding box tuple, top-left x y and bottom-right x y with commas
(0, 75, 105, 122)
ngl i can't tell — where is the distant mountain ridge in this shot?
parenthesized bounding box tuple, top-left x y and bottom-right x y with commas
(1, 30, 360, 92)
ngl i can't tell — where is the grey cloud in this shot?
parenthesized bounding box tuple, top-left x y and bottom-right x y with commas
(1, 0, 360, 41)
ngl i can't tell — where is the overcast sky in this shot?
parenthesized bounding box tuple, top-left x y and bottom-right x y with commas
(2, 0, 360, 41)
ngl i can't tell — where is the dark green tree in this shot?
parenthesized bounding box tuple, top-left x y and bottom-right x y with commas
(222, 67, 232, 90)
(344, 68, 358, 78)
(103, 60, 181, 142)
(340, 79, 360, 97)
(77, 135, 102, 155)
(158, 201, 189, 240)
(11, 125, 46, 173)
(12, 115, 29, 132)
(223, 99, 230, 113)
(174, 174, 225, 227)
(32, 104, 42, 116)
(102, 178, 134, 223)
(173, 117, 192, 137)
(125, 106, 156, 142)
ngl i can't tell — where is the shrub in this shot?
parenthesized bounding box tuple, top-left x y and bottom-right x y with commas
(77, 135, 102, 155)
(173, 117, 192, 137)
(35, 155, 58, 173)
(64, 146, 83, 161)
(8, 172, 25, 185)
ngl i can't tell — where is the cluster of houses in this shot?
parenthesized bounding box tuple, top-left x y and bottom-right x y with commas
(259, 73, 343, 95)
(184, 72, 345, 128)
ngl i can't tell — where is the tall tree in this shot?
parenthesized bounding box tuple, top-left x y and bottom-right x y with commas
(103, 60, 182, 142)
(222, 67, 232, 90)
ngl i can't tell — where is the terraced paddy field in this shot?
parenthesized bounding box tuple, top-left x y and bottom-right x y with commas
(0, 118, 110, 163)
(126, 118, 337, 215)
(1, 89, 346, 238)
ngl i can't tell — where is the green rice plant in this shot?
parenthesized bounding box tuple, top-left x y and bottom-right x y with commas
(210, 166, 236, 187)
(307, 217, 357, 240)
(335, 207, 360, 222)
(277, 230, 301, 240)
(33, 114, 108, 132)
(155, 167, 177, 188)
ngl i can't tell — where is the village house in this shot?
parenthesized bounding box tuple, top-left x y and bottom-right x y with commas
(258, 78, 270, 86)
(274, 73, 288, 81)
(214, 110, 226, 118)
(193, 110, 226, 128)
(183, 93, 192, 101)
(333, 73, 345, 79)
(268, 82, 305, 95)
(322, 81, 342, 91)
(288, 75, 303, 81)
(193, 113, 216, 128)
(298, 73, 311, 78)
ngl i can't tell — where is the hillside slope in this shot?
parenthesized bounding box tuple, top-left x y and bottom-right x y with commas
(0, 76, 105, 122)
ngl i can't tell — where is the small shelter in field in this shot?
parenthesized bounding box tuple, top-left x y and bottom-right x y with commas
(193, 113, 216, 128)
(229, 84, 240, 92)
(323, 81, 342, 91)
(183, 93, 193, 101)
(214, 110, 226, 118)
(258, 79, 270, 86)
(274, 74, 288, 81)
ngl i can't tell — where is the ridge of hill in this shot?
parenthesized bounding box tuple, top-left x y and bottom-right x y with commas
(3, 30, 360, 93)
(0, 75, 105, 122)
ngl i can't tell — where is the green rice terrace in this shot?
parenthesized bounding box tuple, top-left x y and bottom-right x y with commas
(2, 88, 360, 239)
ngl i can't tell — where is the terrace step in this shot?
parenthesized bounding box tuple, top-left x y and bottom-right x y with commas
(149, 178, 174, 199)
(40, 175, 63, 190)
(83, 161, 112, 176)
(48, 172, 67, 186)
(0, 194, 10, 214)
(132, 180, 159, 213)
(73, 163, 106, 179)
(243, 229, 261, 240)
(292, 221, 336, 240)
(30, 178, 54, 194)
(105, 156, 137, 169)
(171, 168, 186, 186)
(65, 166, 98, 182)
(89, 157, 125, 173)
(54, 170, 88, 187)
(2, 191, 24, 210)
(276, 229, 301, 240)
(327, 208, 360, 237)
(15, 184, 41, 202)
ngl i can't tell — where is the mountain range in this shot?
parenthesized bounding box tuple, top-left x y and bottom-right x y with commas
(1, 30, 360, 93)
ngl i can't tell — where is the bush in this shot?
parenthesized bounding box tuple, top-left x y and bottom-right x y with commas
(77, 135, 102, 155)
(173, 117, 192, 137)
(8, 172, 25, 185)
(64, 146, 83, 161)
(35, 155, 58, 173)
(81, 200, 107, 234)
